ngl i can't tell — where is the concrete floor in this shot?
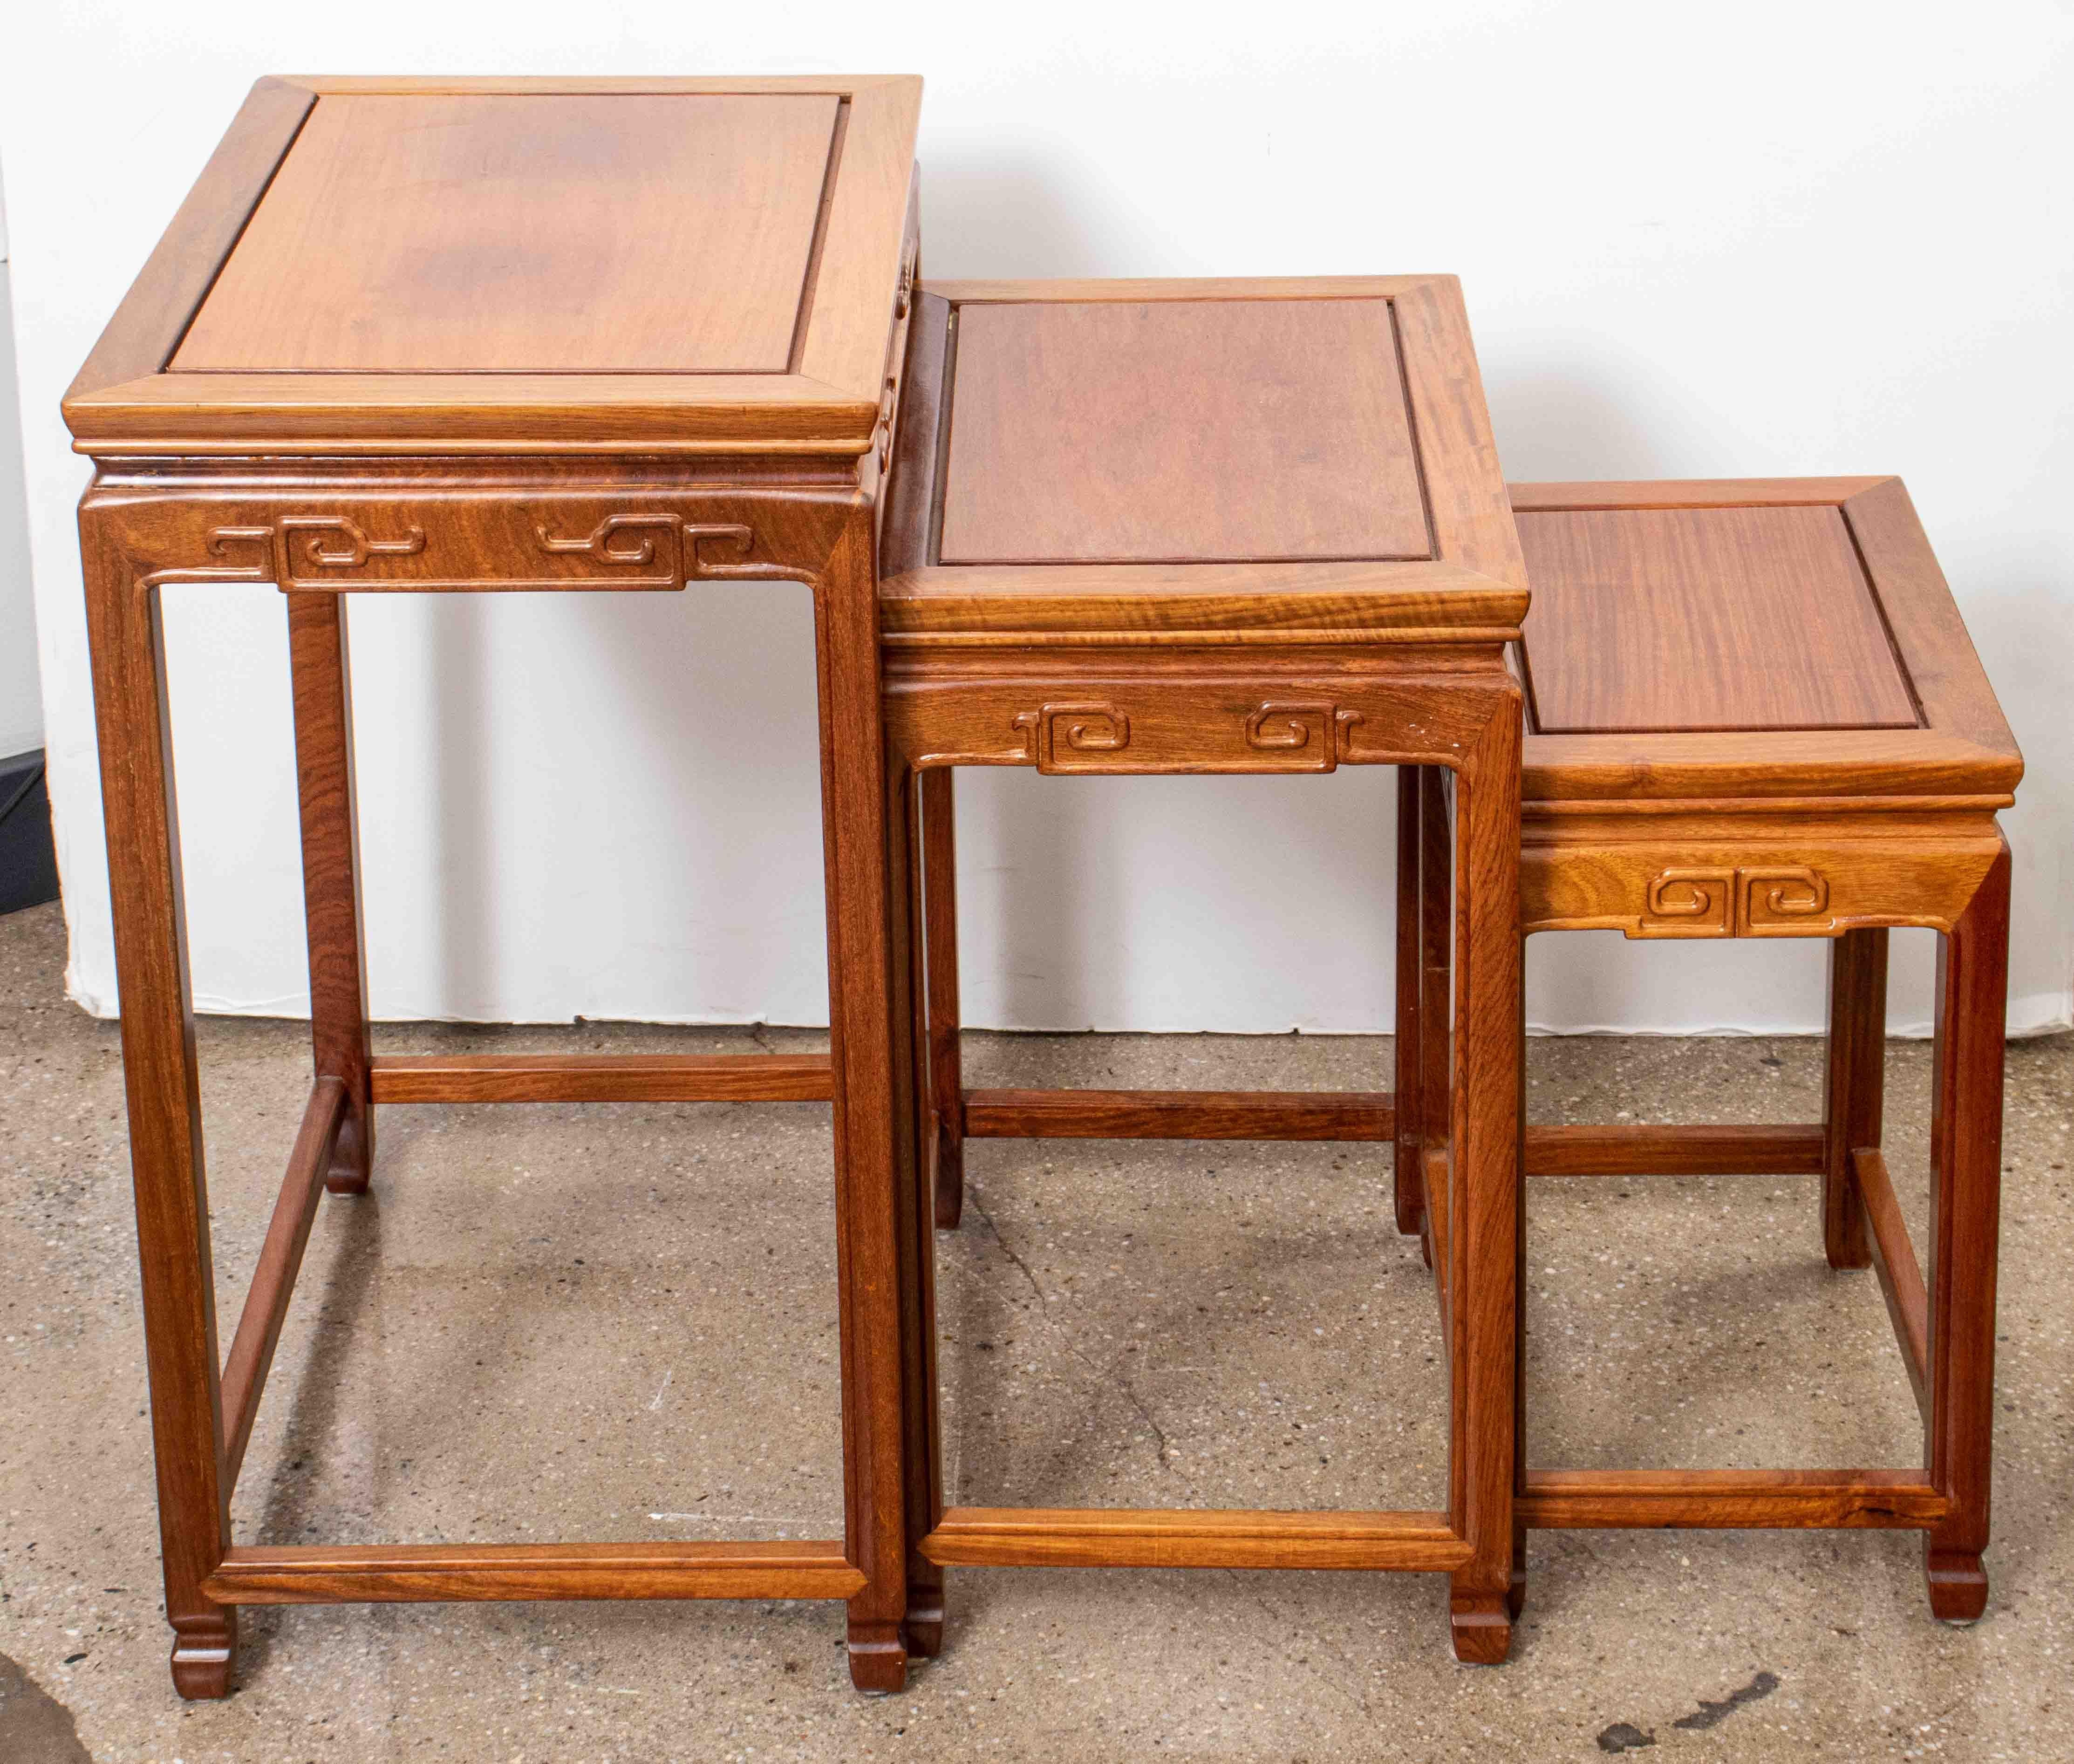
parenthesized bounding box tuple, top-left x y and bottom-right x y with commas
(1, 896, 2069, 1762)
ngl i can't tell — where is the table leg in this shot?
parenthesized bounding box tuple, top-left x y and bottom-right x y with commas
(286, 593, 375, 1194)
(1821, 929, 1887, 1270)
(1417, 769, 1453, 1274)
(80, 511, 238, 1697)
(890, 767, 947, 1655)
(1924, 844, 2010, 1622)
(1392, 766, 1426, 1239)
(816, 510, 914, 1691)
(920, 767, 965, 1230)
(1445, 698, 1523, 1664)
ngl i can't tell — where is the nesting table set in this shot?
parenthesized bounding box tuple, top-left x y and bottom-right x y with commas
(61, 77, 2022, 1698)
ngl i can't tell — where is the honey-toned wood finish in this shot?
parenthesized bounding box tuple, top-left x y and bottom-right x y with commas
(64, 76, 922, 457)
(367, 1051, 833, 1104)
(1516, 505, 1917, 733)
(937, 298, 1429, 564)
(1513, 478, 2019, 802)
(1410, 479, 2019, 1625)
(885, 280, 1525, 1665)
(883, 279, 1526, 634)
(68, 78, 926, 1700)
(173, 94, 842, 375)
(204, 1541, 866, 1604)
(963, 1089, 1394, 1141)
(922, 1507, 1472, 1570)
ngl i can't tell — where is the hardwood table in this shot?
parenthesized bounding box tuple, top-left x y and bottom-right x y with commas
(881, 279, 1531, 1660)
(1403, 478, 2019, 1622)
(62, 74, 927, 1696)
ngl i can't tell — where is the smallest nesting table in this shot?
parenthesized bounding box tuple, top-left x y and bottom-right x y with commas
(1421, 477, 2019, 1621)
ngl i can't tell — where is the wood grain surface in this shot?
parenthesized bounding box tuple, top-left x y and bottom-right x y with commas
(938, 298, 1427, 564)
(368, 1052, 832, 1103)
(205, 1540, 864, 1604)
(1521, 1470, 1948, 1530)
(921, 1507, 1470, 1571)
(1518, 504, 1917, 733)
(962, 1088, 1394, 1141)
(173, 94, 839, 374)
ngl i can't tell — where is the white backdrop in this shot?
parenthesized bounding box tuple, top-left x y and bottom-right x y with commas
(3, 3, 2068, 1035)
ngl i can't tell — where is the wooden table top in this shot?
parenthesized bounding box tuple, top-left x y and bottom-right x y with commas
(1513, 479, 2022, 803)
(63, 75, 922, 457)
(881, 279, 1527, 639)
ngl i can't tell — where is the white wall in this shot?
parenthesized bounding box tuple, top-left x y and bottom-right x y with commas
(2, 2, 2068, 1035)
(0, 175, 42, 762)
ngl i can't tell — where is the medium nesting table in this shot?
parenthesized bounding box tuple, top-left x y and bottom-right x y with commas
(878, 278, 1531, 1661)
(63, 74, 928, 1695)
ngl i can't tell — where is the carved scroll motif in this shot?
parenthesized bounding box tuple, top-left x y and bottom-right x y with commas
(284, 516, 426, 570)
(1741, 867, 1834, 935)
(533, 516, 817, 587)
(147, 519, 424, 591)
(1643, 868, 1737, 937)
(143, 512, 819, 594)
(1001, 700, 1384, 774)
(535, 514, 689, 588)
(1638, 865, 1835, 937)
(681, 522, 823, 586)
(1011, 703, 1132, 771)
(142, 525, 274, 588)
(1244, 703, 1369, 772)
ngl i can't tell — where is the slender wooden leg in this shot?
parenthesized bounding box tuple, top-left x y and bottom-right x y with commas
(1392, 766, 1426, 1237)
(1923, 846, 2010, 1623)
(890, 768, 947, 1656)
(286, 593, 375, 1195)
(813, 511, 910, 1693)
(1415, 768, 1453, 1272)
(920, 767, 965, 1230)
(1443, 698, 1523, 1666)
(80, 511, 238, 1697)
(1509, 928, 1530, 1625)
(1821, 929, 1887, 1269)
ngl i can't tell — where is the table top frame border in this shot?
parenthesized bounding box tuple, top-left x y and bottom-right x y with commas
(63, 75, 923, 457)
(1513, 477, 2021, 804)
(879, 278, 1529, 638)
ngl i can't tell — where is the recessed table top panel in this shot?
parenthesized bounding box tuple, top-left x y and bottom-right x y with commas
(172, 93, 840, 375)
(1518, 504, 1918, 734)
(937, 298, 1430, 565)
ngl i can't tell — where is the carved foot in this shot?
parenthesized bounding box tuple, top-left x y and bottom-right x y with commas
(1822, 1193, 1870, 1271)
(1393, 1145, 1426, 1237)
(932, 1127, 964, 1230)
(847, 1619, 908, 1693)
(323, 1109, 373, 1197)
(1449, 1589, 1513, 1665)
(170, 1611, 236, 1699)
(1925, 1546, 1988, 1624)
(1824, 1241, 1873, 1272)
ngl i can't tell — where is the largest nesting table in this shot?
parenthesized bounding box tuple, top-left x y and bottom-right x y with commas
(61, 75, 928, 1696)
